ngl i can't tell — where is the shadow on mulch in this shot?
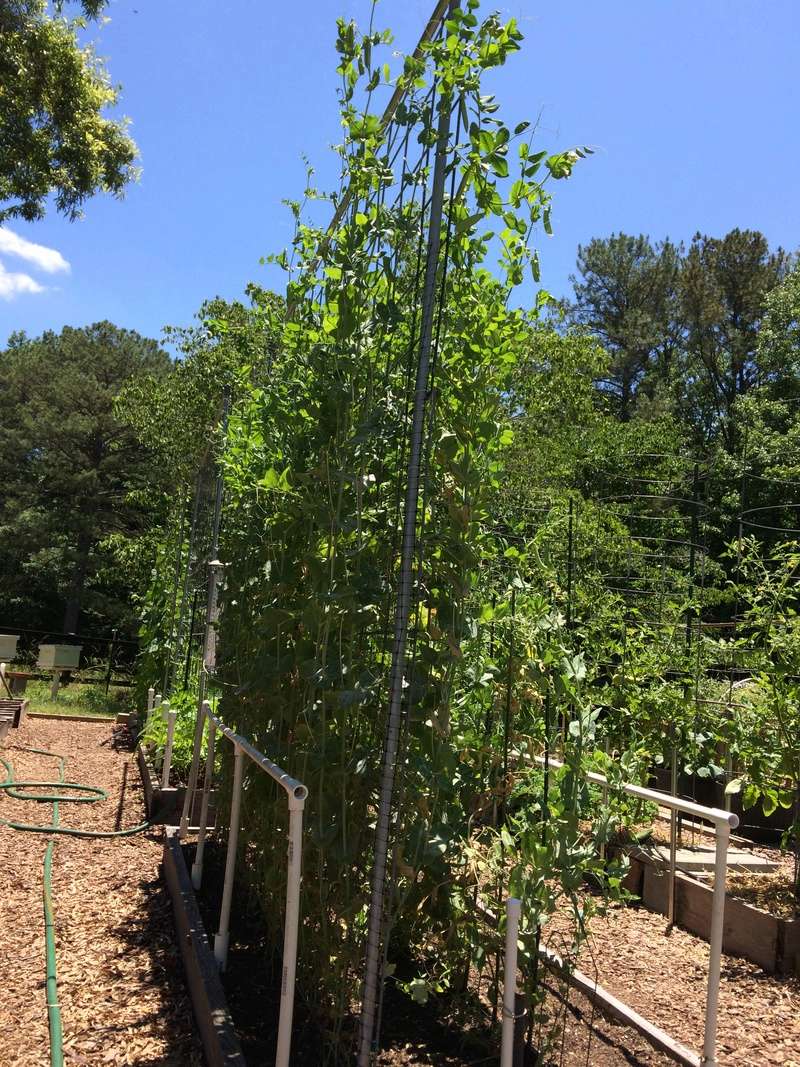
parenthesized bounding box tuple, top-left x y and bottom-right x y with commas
(105, 722, 136, 753)
(181, 837, 498, 1066)
(111, 856, 205, 1066)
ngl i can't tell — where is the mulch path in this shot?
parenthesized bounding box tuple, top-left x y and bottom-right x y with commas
(0, 718, 202, 1066)
(548, 902, 800, 1067)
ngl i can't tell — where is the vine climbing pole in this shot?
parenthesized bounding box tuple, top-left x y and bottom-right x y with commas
(180, 390, 230, 837)
(357, 54, 454, 1066)
(163, 1, 590, 1056)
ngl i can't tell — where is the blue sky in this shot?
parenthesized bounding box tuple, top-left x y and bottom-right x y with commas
(1, 0, 798, 348)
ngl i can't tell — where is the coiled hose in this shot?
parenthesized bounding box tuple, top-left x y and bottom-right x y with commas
(0, 746, 149, 1067)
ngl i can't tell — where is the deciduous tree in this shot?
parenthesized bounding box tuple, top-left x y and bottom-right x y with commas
(0, 1, 138, 222)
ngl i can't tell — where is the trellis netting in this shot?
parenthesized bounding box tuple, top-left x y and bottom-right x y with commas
(140, 3, 621, 1061)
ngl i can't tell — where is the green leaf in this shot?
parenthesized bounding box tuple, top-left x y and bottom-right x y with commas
(408, 978, 429, 1005)
(489, 155, 509, 178)
(762, 790, 778, 817)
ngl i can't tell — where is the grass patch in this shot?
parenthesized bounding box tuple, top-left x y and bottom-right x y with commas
(25, 679, 135, 719)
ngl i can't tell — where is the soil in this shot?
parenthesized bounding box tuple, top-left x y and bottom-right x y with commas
(0, 718, 203, 1066)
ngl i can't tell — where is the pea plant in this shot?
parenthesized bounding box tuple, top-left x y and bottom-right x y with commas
(724, 537, 800, 910)
(128, 2, 635, 1058)
(209, 2, 608, 1056)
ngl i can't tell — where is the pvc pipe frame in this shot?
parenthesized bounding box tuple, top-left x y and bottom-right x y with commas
(191, 715, 216, 891)
(669, 744, 678, 925)
(161, 702, 177, 790)
(192, 701, 308, 1067)
(500, 898, 521, 1067)
(534, 755, 737, 1067)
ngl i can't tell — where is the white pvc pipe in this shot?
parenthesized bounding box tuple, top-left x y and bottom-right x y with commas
(501, 898, 522, 1067)
(180, 689, 208, 837)
(724, 745, 733, 814)
(702, 821, 731, 1067)
(192, 704, 216, 890)
(276, 798, 305, 1067)
(162, 705, 177, 789)
(194, 705, 308, 1065)
(206, 710, 308, 800)
(533, 753, 737, 1067)
(599, 736, 610, 861)
(669, 745, 678, 925)
(147, 686, 155, 713)
(533, 755, 739, 830)
(214, 744, 244, 971)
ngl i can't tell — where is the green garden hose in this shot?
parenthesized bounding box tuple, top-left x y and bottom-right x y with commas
(0, 747, 149, 1067)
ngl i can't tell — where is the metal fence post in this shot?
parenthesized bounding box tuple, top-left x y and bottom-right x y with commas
(668, 741, 678, 925)
(105, 628, 117, 695)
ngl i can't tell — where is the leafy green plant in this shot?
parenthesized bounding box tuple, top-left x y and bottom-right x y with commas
(723, 537, 800, 910)
(128, 3, 655, 1059)
(139, 688, 211, 778)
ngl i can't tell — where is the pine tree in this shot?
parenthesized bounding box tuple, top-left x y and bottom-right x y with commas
(0, 322, 170, 633)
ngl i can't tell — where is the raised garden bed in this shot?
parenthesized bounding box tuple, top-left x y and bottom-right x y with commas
(137, 742, 215, 826)
(163, 837, 689, 1066)
(162, 828, 245, 1067)
(618, 846, 800, 976)
(28, 710, 115, 723)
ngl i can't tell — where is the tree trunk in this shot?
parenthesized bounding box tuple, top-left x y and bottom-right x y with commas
(62, 534, 91, 634)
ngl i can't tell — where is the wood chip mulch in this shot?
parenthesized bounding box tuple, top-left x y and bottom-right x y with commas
(549, 902, 800, 1067)
(0, 718, 203, 1067)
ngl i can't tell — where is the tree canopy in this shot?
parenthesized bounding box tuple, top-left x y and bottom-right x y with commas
(0, 322, 169, 634)
(570, 228, 794, 450)
(0, 0, 138, 222)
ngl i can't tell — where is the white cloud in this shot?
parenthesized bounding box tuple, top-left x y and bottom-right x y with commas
(0, 262, 45, 300)
(0, 227, 70, 275)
